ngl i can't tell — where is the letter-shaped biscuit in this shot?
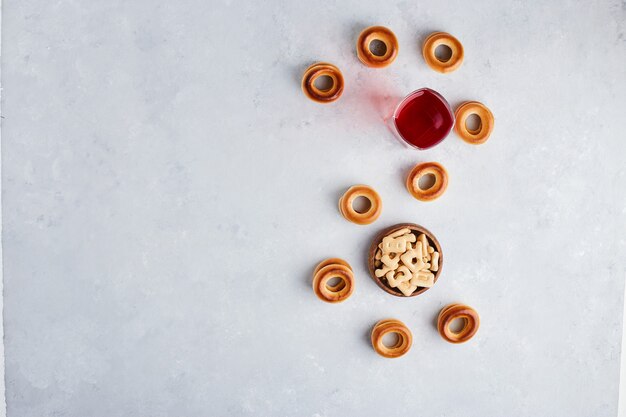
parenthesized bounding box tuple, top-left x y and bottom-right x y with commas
(400, 243, 425, 273)
(431, 252, 440, 272)
(385, 265, 412, 288)
(375, 252, 400, 277)
(397, 281, 418, 296)
(418, 234, 430, 260)
(411, 270, 435, 287)
(389, 228, 411, 238)
(380, 233, 416, 254)
(375, 264, 393, 278)
(381, 252, 400, 269)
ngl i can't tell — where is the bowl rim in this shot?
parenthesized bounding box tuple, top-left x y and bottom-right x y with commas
(367, 222, 443, 297)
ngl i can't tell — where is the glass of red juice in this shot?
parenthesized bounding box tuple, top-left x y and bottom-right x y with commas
(389, 88, 454, 150)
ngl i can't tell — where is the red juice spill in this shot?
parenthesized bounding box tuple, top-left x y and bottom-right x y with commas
(393, 88, 454, 150)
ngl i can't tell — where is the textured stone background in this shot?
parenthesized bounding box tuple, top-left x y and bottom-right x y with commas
(2, 0, 626, 416)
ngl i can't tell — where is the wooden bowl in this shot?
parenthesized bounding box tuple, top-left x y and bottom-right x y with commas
(368, 223, 443, 297)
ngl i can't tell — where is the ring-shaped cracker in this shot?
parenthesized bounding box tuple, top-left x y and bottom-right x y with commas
(406, 162, 448, 201)
(312, 264, 354, 303)
(301, 62, 344, 103)
(356, 26, 399, 68)
(437, 303, 480, 344)
(454, 101, 495, 145)
(339, 185, 382, 225)
(313, 258, 352, 277)
(422, 32, 464, 73)
(371, 319, 413, 358)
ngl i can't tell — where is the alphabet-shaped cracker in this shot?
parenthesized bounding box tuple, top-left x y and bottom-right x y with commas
(400, 243, 425, 273)
(375, 252, 401, 277)
(389, 228, 411, 238)
(411, 270, 435, 288)
(397, 281, 418, 296)
(375, 264, 393, 278)
(374, 249, 383, 268)
(418, 234, 430, 260)
(430, 252, 439, 272)
(381, 252, 400, 269)
(380, 233, 416, 254)
(385, 265, 412, 288)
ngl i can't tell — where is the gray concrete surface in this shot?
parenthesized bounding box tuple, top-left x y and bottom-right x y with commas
(2, 1, 626, 416)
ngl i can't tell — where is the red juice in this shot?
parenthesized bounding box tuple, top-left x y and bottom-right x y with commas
(392, 88, 454, 150)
